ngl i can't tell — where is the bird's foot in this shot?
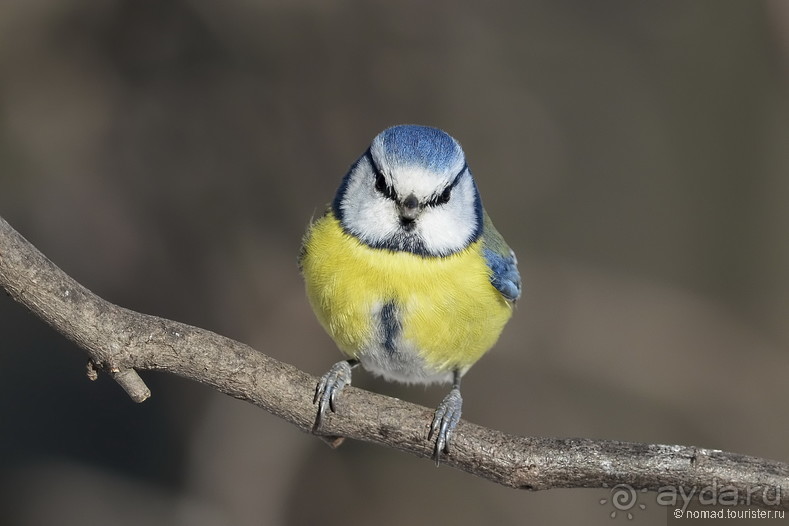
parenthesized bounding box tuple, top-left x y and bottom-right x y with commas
(314, 359, 355, 429)
(428, 387, 462, 465)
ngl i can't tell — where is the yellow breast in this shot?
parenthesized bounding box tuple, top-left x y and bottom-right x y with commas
(300, 212, 512, 378)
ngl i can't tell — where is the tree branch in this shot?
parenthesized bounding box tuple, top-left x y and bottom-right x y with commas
(0, 214, 786, 509)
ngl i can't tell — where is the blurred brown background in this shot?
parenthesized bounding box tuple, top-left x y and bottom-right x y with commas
(1, 1, 788, 525)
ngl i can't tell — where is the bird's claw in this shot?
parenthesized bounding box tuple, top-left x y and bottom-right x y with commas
(428, 387, 462, 465)
(314, 360, 354, 429)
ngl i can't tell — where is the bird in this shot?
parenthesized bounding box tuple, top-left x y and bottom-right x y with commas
(299, 124, 521, 463)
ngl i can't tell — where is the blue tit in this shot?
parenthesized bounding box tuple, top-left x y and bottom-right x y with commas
(300, 124, 521, 463)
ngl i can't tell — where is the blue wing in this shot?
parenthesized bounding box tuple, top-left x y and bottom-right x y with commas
(481, 211, 521, 302)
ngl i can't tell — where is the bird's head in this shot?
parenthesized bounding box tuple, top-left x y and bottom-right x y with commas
(332, 125, 482, 257)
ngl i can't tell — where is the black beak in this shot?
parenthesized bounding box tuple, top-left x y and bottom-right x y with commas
(399, 193, 421, 222)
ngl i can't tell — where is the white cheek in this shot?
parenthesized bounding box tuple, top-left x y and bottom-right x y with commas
(418, 189, 477, 253)
(341, 176, 401, 243)
(360, 199, 399, 240)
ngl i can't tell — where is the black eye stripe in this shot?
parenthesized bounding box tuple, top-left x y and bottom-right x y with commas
(427, 163, 467, 207)
(365, 149, 467, 206)
(366, 149, 395, 200)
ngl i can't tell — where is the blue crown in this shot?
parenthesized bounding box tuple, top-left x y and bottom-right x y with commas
(372, 125, 465, 174)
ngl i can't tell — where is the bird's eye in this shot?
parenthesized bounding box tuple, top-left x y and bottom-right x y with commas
(374, 171, 395, 199)
(436, 185, 452, 205)
(375, 172, 387, 193)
